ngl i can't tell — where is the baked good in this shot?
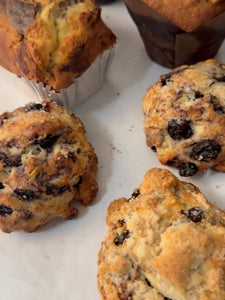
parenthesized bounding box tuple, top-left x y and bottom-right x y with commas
(142, 59, 225, 177)
(97, 168, 225, 300)
(0, 0, 116, 92)
(0, 99, 98, 233)
(122, 0, 225, 68)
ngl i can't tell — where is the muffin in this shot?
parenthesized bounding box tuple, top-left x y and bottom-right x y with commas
(0, 99, 98, 233)
(98, 168, 225, 300)
(0, 0, 116, 110)
(142, 59, 225, 177)
(123, 0, 225, 68)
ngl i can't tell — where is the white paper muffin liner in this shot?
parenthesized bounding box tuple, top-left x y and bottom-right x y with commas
(19, 47, 115, 111)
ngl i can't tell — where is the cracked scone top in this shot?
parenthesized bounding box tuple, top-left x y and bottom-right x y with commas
(142, 59, 225, 177)
(97, 168, 225, 300)
(0, 0, 116, 91)
(0, 99, 98, 232)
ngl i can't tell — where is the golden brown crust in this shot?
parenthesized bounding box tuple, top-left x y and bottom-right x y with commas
(97, 168, 225, 300)
(142, 59, 225, 177)
(0, 0, 116, 91)
(142, 0, 225, 32)
(0, 99, 98, 233)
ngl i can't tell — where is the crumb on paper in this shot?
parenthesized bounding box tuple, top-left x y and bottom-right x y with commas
(117, 92, 120, 96)
(110, 143, 122, 154)
(45, 255, 50, 259)
(118, 182, 122, 186)
(215, 185, 220, 189)
(129, 125, 134, 132)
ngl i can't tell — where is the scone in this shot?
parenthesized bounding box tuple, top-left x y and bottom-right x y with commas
(142, 59, 225, 177)
(0, 99, 98, 233)
(97, 168, 225, 300)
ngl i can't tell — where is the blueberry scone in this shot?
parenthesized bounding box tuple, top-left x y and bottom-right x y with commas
(0, 99, 98, 232)
(97, 168, 225, 300)
(142, 59, 225, 176)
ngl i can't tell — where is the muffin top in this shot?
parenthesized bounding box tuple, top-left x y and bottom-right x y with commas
(143, 0, 225, 32)
(0, 0, 116, 91)
(98, 168, 225, 300)
(0, 99, 98, 232)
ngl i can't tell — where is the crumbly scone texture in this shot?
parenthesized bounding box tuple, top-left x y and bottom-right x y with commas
(0, 0, 116, 91)
(97, 168, 225, 300)
(142, 59, 225, 177)
(0, 99, 98, 233)
(142, 0, 225, 32)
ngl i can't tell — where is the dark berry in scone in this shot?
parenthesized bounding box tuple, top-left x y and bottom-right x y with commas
(142, 59, 225, 176)
(97, 168, 225, 300)
(0, 99, 98, 232)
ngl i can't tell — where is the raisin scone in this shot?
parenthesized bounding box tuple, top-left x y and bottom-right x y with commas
(142, 59, 225, 176)
(0, 99, 98, 233)
(97, 168, 225, 300)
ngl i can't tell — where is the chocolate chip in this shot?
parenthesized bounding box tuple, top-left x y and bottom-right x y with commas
(13, 189, 36, 201)
(178, 162, 199, 177)
(190, 140, 221, 162)
(114, 230, 130, 245)
(167, 119, 193, 140)
(181, 207, 204, 223)
(0, 205, 13, 216)
(0, 183, 4, 189)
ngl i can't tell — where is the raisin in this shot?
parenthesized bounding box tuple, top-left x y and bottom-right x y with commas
(0, 112, 9, 126)
(167, 119, 193, 140)
(24, 103, 44, 112)
(194, 91, 204, 98)
(213, 73, 225, 82)
(160, 67, 187, 86)
(190, 140, 221, 162)
(114, 230, 130, 245)
(178, 162, 198, 177)
(209, 95, 224, 114)
(14, 189, 36, 201)
(68, 151, 76, 162)
(73, 177, 82, 189)
(118, 219, 125, 226)
(0, 152, 21, 167)
(41, 183, 69, 196)
(0, 205, 13, 216)
(181, 207, 204, 223)
(145, 277, 152, 287)
(35, 134, 59, 150)
(131, 189, 140, 198)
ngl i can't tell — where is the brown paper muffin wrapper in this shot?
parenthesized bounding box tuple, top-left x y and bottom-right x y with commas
(123, 0, 225, 68)
(20, 48, 115, 111)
